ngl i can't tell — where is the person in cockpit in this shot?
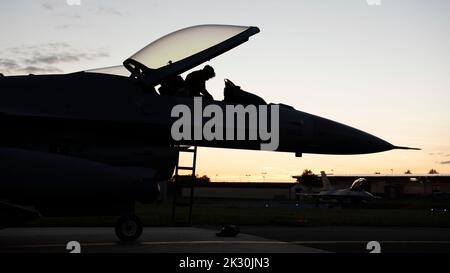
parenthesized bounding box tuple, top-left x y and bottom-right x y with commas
(184, 65, 215, 100)
(158, 74, 186, 96)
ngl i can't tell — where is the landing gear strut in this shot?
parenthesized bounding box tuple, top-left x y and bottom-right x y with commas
(115, 214, 143, 241)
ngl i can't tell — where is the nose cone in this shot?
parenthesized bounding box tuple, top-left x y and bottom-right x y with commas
(308, 115, 395, 155)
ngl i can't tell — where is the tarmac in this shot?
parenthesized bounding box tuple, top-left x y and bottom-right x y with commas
(1, 226, 449, 253)
(0, 226, 328, 253)
(238, 226, 450, 253)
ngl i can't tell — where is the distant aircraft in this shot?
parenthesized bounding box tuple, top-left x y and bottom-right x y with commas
(0, 25, 415, 241)
(298, 171, 381, 207)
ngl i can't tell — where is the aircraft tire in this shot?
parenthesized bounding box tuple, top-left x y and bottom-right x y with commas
(115, 214, 143, 241)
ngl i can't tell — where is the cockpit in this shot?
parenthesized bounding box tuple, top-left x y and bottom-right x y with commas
(350, 178, 367, 191)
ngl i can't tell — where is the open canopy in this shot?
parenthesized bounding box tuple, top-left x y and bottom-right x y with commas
(88, 24, 259, 85)
(125, 24, 259, 84)
(129, 25, 256, 70)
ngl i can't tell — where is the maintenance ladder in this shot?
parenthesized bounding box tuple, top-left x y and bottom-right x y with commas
(171, 145, 197, 225)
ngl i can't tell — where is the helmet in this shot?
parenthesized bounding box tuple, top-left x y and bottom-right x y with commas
(203, 65, 215, 78)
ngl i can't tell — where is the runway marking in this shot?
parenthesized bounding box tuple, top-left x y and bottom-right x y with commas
(0, 240, 290, 249)
(140, 240, 290, 245)
(2, 240, 450, 249)
(290, 241, 450, 244)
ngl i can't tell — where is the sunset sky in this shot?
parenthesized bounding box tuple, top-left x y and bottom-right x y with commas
(1, 0, 449, 181)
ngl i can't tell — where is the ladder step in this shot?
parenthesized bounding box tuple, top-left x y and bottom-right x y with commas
(177, 166, 195, 171)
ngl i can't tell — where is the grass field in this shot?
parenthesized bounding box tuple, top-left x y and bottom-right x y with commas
(27, 199, 450, 228)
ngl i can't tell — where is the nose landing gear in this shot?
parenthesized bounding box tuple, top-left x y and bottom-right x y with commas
(115, 214, 143, 242)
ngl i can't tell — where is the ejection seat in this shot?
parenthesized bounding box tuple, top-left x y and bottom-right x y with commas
(223, 79, 267, 105)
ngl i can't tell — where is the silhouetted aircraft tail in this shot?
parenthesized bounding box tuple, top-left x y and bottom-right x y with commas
(320, 171, 334, 191)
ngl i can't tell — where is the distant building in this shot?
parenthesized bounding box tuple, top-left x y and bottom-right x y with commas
(176, 175, 450, 200)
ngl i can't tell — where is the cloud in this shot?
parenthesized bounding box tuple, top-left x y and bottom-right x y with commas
(41, 1, 82, 21)
(0, 59, 20, 71)
(56, 24, 82, 29)
(17, 66, 63, 74)
(25, 53, 83, 65)
(0, 43, 109, 75)
(441, 161, 450, 165)
(429, 152, 450, 157)
(65, 14, 82, 20)
(97, 6, 123, 16)
(41, 2, 122, 27)
(8, 43, 70, 55)
(0, 58, 62, 74)
(42, 2, 54, 10)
